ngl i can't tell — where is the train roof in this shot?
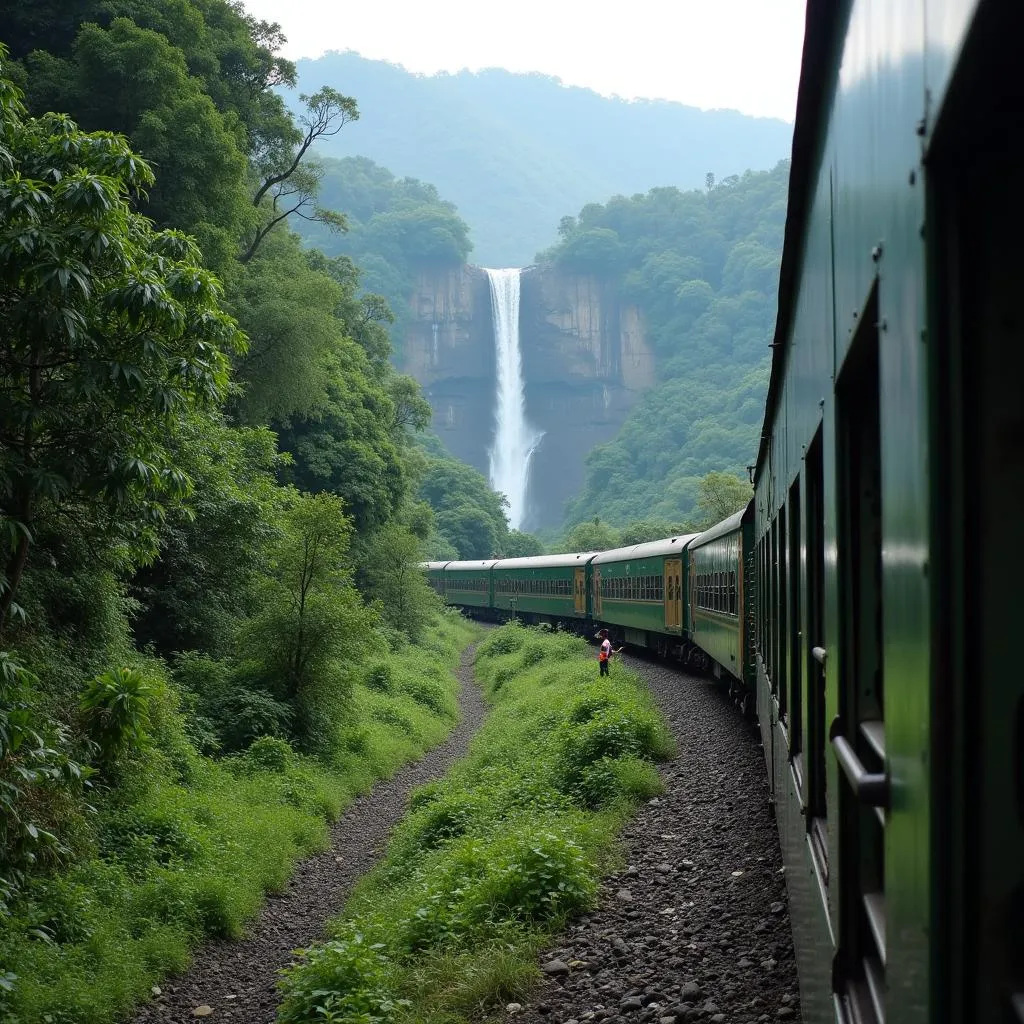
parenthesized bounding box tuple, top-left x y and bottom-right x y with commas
(755, 1, 842, 485)
(590, 534, 699, 565)
(443, 559, 500, 571)
(690, 503, 753, 548)
(421, 561, 451, 570)
(491, 552, 598, 570)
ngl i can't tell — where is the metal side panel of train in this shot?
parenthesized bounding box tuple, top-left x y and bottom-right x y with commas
(422, 561, 450, 599)
(491, 552, 595, 620)
(440, 560, 497, 609)
(753, 3, 1023, 1022)
(590, 536, 697, 648)
(687, 507, 753, 692)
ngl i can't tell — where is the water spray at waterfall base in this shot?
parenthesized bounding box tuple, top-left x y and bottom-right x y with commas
(485, 268, 543, 531)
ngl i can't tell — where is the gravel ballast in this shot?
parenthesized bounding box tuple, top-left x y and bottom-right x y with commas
(508, 654, 801, 1024)
(133, 644, 487, 1024)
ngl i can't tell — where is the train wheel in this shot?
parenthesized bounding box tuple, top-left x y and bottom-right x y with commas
(741, 692, 755, 719)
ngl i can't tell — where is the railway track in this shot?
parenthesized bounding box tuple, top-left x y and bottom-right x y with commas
(509, 655, 800, 1024)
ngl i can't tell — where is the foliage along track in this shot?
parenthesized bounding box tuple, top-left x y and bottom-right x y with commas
(132, 645, 488, 1024)
(508, 655, 801, 1024)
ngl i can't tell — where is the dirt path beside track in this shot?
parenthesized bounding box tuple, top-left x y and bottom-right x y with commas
(133, 644, 487, 1024)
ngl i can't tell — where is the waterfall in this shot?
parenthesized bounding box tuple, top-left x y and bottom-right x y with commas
(485, 267, 543, 531)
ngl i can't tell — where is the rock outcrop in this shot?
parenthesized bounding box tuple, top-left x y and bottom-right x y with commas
(401, 263, 655, 530)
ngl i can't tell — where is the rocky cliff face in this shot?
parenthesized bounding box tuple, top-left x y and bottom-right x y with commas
(402, 265, 495, 476)
(401, 264, 654, 531)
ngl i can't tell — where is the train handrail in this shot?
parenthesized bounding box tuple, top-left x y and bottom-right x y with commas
(830, 727, 889, 809)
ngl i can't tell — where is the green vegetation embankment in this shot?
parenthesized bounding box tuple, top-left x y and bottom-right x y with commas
(0, 614, 477, 1024)
(276, 622, 674, 1024)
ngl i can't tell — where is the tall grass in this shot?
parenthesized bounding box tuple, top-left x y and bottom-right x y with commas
(0, 613, 478, 1024)
(278, 621, 674, 1024)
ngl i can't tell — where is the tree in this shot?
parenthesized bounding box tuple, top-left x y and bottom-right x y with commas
(691, 472, 752, 529)
(362, 524, 438, 641)
(21, 18, 255, 271)
(130, 419, 284, 657)
(0, 67, 242, 638)
(239, 491, 373, 751)
(242, 87, 358, 262)
(563, 519, 620, 553)
(500, 530, 545, 558)
(618, 520, 685, 545)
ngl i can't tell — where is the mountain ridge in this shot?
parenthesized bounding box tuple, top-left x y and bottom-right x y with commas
(287, 51, 793, 265)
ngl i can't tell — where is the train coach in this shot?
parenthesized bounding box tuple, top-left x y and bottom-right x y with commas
(589, 536, 697, 659)
(490, 553, 592, 624)
(688, 507, 755, 712)
(748, 2, 1023, 1022)
(428, 3, 1023, 1020)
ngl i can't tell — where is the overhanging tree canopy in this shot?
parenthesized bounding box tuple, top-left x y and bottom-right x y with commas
(0, 60, 244, 635)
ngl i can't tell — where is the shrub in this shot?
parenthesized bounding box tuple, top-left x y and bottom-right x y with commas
(212, 686, 293, 752)
(394, 791, 482, 856)
(519, 640, 548, 669)
(278, 931, 403, 1024)
(238, 736, 293, 774)
(364, 663, 395, 694)
(557, 705, 670, 784)
(80, 667, 155, 764)
(472, 826, 597, 923)
(570, 755, 665, 809)
(370, 705, 415, 736)
(99, 806, 202, 874)
(0, 654, 86, 909)
(476, 622, 526, 658)
(408, 782, 443, 810)
(398, 675, 451, 716)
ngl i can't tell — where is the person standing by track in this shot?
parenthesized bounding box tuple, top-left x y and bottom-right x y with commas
(595, 629, 623, 676)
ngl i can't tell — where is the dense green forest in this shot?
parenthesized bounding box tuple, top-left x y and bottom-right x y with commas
(288, 52, 792, 266)
(297, 155, 474, 356)
(0, 4, 528, 1019)
(541, 163, 789, 529)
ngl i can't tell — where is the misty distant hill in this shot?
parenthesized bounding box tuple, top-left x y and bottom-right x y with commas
(290, 52, 793, 266)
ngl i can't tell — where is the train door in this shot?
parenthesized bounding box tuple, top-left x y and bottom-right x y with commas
(831, 288, 887, 1024)
(574, 567, 586, 615)
(593, 567, 602, 617)
(664, 558, 682, 630)
(929, 11, 1024, 1017)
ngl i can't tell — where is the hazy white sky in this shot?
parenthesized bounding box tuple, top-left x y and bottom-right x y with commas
(241, 0, 807, 122)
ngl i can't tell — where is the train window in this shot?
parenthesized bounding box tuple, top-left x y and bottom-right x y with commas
(834, 288, 885, 1020)
(788, 476, 803, 758)
(769, 521, 778, 694)
(778, 505, 789, 721)
(806, 429, 827, 833)
(730, 570, 737, 616)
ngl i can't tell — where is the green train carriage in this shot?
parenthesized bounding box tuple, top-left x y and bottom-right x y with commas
(589, 537, 698, 656)
(490, 553, 594, 623)
(687, 506, 755, 707)
(438, 560, 496, 610)
(753, 2, 1024, 1021)
(423, 561, 450, 599)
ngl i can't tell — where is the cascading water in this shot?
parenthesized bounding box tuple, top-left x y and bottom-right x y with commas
(485, 267, 543, 530)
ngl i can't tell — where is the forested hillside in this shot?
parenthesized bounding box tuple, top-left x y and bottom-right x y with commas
(289, 52, 793, 266)
(298, 155, 473, 353)
(543, 163, 789, 528)
(0, 5, 524, 1019)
